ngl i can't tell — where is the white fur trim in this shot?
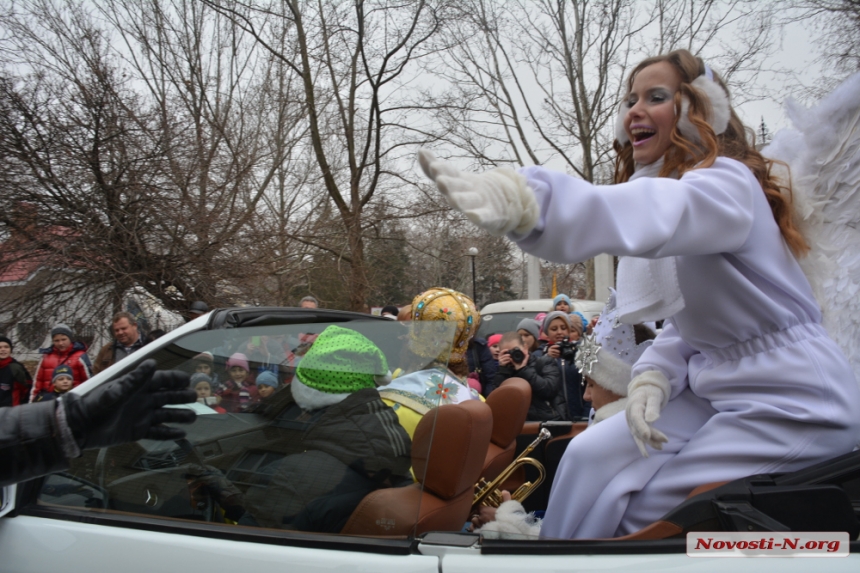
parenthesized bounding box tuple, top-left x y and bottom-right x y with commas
(677, 98, 695, 141)
(477, 500, 542, 539)
(593, 397, 627, 424)
(374, 371, 393, 386)
(291, 377, 351, 411)
(588, 351, 631, 396)
(678, 76, 730, 142)
(628, 370, 670, 410)
(615, 102, 630, 144)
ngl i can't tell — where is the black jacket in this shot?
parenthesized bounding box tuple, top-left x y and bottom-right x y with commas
(0, 400, 69, 487)
(538, 341, 590, 420)
(466, 337, 498, 395)
(0, 358, 32, 408)
(242, 387, 412, 532)
(490, 353, 566, 422)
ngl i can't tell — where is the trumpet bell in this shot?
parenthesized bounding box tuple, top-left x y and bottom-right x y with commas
(473, 428, 552, 508)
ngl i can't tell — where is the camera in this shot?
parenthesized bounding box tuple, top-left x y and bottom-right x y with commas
(556, 337, 578, 362)
(508, 347, 526, 364)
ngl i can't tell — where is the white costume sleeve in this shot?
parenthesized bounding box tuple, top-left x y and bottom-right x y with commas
(510, 158, 757, 263)
(630, 321, 695, 399)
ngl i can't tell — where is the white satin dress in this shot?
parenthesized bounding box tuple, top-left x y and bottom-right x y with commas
(508, 158, 860, 539)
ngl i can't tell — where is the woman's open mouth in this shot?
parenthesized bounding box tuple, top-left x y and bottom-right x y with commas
(630, 126, 656, 146)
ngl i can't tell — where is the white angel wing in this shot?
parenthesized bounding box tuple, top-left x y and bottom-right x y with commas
(763, 72, 860, 383)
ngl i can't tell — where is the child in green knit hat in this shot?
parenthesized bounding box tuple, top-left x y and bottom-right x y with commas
(292, 325, 392, 411)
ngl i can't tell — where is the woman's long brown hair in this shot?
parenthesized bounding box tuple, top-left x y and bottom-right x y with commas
(613, 49, 809, 257)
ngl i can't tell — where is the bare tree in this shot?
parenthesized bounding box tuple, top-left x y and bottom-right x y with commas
(423, 0, 778, 298)
(100, 0, 309, 306)
(782, 0, 860, 88)
(648, 0, 779, 105)
(200, 0, 451, 311)
(0, 0, 308, 327)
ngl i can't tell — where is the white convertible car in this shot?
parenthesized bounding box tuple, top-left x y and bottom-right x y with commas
(1, 307, 858, 572)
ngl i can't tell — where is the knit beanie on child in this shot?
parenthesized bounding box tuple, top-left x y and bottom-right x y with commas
(552, 294, 572, 310)
(0, 335, 12, 350)
(51, 324, 74, 339)
(256, 371, 279, 389)
(190, 373, 213, 387)
(193, 351, 214, 364)
(226, 353, 250, 373)
(52, 364, 74, 384)
(516, 319, 540, 341)
(292, 325, 391, 411)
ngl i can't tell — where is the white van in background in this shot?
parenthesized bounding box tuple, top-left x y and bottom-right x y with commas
(477, 298, 604, 338)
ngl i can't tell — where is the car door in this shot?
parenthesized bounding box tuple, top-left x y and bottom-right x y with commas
(0, 309, 460, 573)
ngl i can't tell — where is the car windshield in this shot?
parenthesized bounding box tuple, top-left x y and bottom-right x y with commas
(37, 317, 467, 540)
(478, 311, 540, 339)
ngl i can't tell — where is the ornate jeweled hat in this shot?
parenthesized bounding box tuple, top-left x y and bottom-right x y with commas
(409, 287, 480, 365)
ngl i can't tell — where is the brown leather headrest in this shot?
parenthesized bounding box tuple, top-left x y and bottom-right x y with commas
(412, 400, 492, 500)
(486, 378, 531, 447)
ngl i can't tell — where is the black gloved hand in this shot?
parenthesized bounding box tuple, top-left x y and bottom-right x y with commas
(62, 359, 197, 451)
(185, 464, 246, 521)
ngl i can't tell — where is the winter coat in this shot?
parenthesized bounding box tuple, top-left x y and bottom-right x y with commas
(489, 354, 567, 422)
(33, 389, 72, 403)
(0, 400, 69, 487)
(539, 341, 590, 420)
(216, 379, 259, 413)
(0, 358, 32, 408)
(30, 342, 92, 402)
(466, 337, 498, 396)
(92, 336, 148, 374)
(242, 387, 411, 532)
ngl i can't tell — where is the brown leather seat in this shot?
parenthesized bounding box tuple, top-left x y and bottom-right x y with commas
(340, 400, 493, 537)
(612, 481, 732, 540)
(482, 378, 531, 481)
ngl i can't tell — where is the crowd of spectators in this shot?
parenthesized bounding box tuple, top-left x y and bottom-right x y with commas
(0, 292, 604, 425)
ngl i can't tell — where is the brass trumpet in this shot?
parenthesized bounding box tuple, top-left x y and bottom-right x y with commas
(473, 428, 552, 508)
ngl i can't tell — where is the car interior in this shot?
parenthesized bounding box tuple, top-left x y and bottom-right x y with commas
(22, 308, 860, 549)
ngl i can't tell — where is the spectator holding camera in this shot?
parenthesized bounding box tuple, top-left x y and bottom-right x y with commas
(490, 332, 566, 422)
(540, 312, 589, 419)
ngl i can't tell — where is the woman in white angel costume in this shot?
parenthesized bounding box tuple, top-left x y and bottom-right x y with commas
(419, 49, 860, 539)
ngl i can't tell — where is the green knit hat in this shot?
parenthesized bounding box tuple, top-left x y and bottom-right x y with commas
(295, 325, 391, 393)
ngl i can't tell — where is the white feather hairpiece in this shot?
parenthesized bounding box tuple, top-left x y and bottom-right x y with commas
(615, 66, 730, 145)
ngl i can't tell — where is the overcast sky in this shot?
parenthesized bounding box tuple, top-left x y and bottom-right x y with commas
(735, 18, 820, 139)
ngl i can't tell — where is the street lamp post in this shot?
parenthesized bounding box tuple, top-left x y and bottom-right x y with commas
(467, 247, 478, 302)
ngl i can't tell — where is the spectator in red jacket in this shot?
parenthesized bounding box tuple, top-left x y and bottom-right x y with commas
(0, 335, 32, 407)
(30, 324, 92, 402)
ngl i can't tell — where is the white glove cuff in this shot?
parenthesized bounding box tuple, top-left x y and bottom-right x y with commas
(628, 370, 670, 409)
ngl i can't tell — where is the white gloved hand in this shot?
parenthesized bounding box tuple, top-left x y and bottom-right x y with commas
(418, 150, 539, 236)
(625, 370, 671, 458)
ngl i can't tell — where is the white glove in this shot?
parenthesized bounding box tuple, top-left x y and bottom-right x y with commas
(417, 150, 539, 236)
(625, 370, 671, 457)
